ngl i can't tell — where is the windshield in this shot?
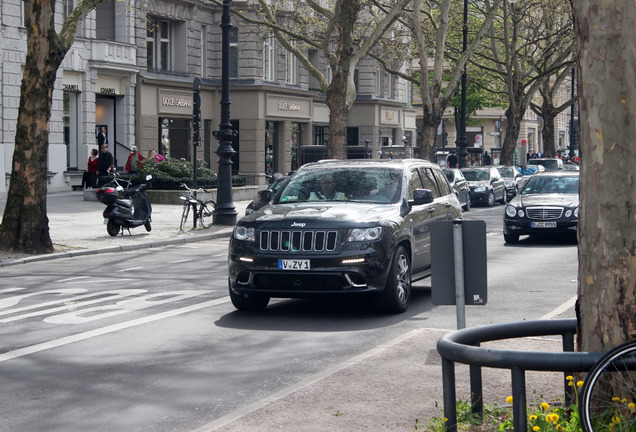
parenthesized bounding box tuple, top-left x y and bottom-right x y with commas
(529, 159, 559, 170)
(498, 167, 515, 178)
(277, 167, 403, 204)
(521, 175, 579, 195)
(462, 169, 490, 181)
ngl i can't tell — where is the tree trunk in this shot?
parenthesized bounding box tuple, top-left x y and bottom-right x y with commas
(541, 103, 557, 158)
(419, 107, 442, 161)
(0, 0, 65, 254)
(572, 0, 636, 352)
(500, 107, 521, 165)
(325, 84, 349, 160)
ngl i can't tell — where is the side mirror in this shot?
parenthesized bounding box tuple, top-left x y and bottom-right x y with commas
(258, 189, 273, 202)
(409, 188, 434, 206)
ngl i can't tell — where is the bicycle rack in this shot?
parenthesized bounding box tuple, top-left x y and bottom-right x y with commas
(436, 319, 604, 432)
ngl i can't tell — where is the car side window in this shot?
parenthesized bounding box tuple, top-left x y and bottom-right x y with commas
(431, 168, 452, 197)
(418, 168, 441, 199)
(408, 169, 424, 200)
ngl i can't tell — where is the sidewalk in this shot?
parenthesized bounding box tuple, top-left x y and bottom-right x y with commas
(0, 192, 575, 432)
(0, 191, 248, 266)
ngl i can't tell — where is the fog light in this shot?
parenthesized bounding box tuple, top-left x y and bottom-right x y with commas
(342, 258, 365, 264)
(239, 257, 254, 263)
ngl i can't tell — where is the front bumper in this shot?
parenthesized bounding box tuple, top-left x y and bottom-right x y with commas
(469, 189, 491, 204)
(503, 218, 578, 236)
(228, 240, 393, 298)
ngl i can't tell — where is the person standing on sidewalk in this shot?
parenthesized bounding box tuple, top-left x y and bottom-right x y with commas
(81, 148, 99, 189)
(125, 146, 143, 174)
(96, 143, 113, 187)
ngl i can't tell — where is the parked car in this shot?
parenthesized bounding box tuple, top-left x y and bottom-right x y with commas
(528, 158, 564, 171)
(496, 165, 523, 201)
(443, 168, 471, 211)
(461, 167, 506, 206)
(516, 164, 546, 189)
(245, 174, 290, 215)
(503, 171, 579, 244)
(228, 159, 463, 314)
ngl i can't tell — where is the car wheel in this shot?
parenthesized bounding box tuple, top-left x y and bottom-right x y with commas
(375, 245, 411, 314)
(498, 190, 507, 204)
(487, 191, 495, 207)
(463, 197, 471, 212)
(228, 282, 270, 311)
(504, 233, 519, 244)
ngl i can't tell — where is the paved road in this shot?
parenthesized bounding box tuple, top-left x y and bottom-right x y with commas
(0, 202, 579, 431)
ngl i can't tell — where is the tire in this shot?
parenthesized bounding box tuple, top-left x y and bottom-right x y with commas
(487, 191, 496, 207)
(579, 341, 636, 432)
(106, 220, 120, 237)
(498, 190, 507, 204)
(463, 196, 471, 212)
(504, 233, 519, 244)
(199, 200, 216, 229)
(179, 202, 190, 231)
(144, 221, 152, 232)
(229, 282, 270, 311)
(375, 245, 411, 314)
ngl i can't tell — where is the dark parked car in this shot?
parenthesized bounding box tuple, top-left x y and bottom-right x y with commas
(496, 165, 523, 201)
(503, 171, 579, 244)
(443, 168, 470, 211)
(228, 159, 462, 314)
(461, 167, 506, 206)
(245, 174, 290, 215)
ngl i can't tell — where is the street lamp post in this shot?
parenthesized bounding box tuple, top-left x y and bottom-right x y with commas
(212, 0, 237, 225)
(457, 0, 469, 168)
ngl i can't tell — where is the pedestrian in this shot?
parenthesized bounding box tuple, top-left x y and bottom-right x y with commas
(97, 126, 107, 148)
(125, 146, 143, 174)
(447, 150, 458, 168)
(96, 142, 113, 187)
(483, 150, 492, 166)
(81, 148, 99, 189)
(147, 149, 165, 163)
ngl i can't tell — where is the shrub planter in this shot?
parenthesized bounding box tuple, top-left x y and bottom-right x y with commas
(84, 186, 260, 204)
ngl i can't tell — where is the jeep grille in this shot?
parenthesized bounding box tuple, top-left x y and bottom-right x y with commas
(259, 230, 338, 252)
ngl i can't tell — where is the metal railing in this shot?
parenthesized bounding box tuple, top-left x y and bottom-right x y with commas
(436, 319, 603, 432)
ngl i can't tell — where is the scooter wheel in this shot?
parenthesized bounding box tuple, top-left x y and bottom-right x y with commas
(144, 221, 152, 232)
(107, 220, 121, 237)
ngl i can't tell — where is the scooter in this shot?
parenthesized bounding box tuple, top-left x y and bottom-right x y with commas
(96, 172, 153, 237)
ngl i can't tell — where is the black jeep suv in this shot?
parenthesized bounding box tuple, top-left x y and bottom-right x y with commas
(228, 159, 462, 313)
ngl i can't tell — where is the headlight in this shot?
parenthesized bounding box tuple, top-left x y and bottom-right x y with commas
(505, 206, 517, 217)
(574, 207, 579, 217)
(565, 209, 573, 217)
(347, 227, 382, 242)
(474, 186, 486, 192)
(518, 209, 525, 217)
(233, 226, 255, 242)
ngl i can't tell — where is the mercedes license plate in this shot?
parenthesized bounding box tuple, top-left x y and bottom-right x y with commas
(531, 221, 557, 228)
(279, 259, 310, 270)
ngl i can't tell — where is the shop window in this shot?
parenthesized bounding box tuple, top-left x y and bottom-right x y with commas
(286, 44, 297, 85)
(314, 126, 328, 146)
(347, 127, 359, 146)
(63, 92, 79, 169)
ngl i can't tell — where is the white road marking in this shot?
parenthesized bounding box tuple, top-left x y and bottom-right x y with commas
(540, 295, 577, 320)
(0, 297, 230, 363)
(54, 276, 89, 283)
(116, 267, 144, 272)
(168, 259, 192, 264)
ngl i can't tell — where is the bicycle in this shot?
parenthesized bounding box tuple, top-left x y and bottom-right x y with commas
(179, 183, 216, 231)
(579, 339, 636, 432)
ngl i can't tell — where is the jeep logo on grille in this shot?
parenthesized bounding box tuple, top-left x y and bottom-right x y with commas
(291, 222, 306, 228)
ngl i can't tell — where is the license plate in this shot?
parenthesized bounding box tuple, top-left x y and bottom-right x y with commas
(278, 259, 310, 270)
(531, 221, 557, 228)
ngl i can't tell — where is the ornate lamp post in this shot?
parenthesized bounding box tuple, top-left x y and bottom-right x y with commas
(212, 0, 237, 225)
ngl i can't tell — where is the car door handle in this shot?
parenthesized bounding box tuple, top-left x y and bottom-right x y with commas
(428, 208, 435, 213)
(444, 203, 451, 208)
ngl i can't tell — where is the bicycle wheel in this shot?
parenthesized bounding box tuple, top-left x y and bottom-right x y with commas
(580, 340, 636, 432)
(179, 201, 191, 231)
(199, 200, 216, 228)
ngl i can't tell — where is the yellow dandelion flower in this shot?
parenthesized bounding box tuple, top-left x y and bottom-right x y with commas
(613, 416, 621, 424)
(541, 402, 550, 410)
(546, 414, 553, 422)
(622, 399, 628, 403)
(609, 425, 615, 430)
(568, 381, 574, 386)
(577, 381, 584, 387)
(529, 415, 538, 421)
(444, 417, 448, 422)
(628, 402, 635, 410)
(551, 413, 560, 423)
(612, 397, 621, 402)
(566, 375, 574, 381)
(533, 426, 541, 431)
(556, 425, 563, 431)
(506, 396, 513, 404)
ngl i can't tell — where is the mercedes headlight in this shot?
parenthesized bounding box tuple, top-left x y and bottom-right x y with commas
(505, 206, 517, 217)
(347, 227, 382, 242)
(233, 226, 255, 242)
(574, 207, 579, 217)
(474, 186, 486, 192)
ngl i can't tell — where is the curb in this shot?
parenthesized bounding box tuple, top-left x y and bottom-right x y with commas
(0, 229, 233, 267)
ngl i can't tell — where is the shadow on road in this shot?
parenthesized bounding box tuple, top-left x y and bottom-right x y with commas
(215, 285, 434, 332)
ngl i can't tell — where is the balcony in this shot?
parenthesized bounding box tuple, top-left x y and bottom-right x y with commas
(91, 41, 137, 68)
